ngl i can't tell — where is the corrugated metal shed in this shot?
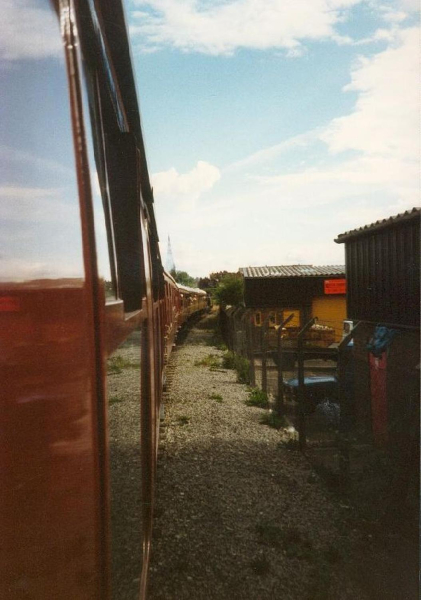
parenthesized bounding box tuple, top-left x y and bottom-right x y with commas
(240, 265, 345, 278)
(335, 207, 420, 243)
(335, 208, 420, 327)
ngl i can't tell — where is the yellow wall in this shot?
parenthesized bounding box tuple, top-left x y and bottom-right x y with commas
(311, 296, 347, 342)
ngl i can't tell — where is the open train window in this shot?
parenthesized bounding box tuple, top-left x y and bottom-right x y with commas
(76, 0, 145, 311)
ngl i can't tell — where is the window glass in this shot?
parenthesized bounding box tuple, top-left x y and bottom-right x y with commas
(79, 69, 118, 300)
(0, 21, 84, 285)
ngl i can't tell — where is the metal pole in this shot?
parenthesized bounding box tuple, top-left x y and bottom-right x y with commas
(337, 321, 360, 485)
(261, 317, 268, 394)
(275, 313, 295, 416)
(244, 310, 256, 387)
(297, 317, 317, 450)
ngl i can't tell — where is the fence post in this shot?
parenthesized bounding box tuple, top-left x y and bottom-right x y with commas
(337, 322, 360, 485)
(297, 317, 317, 450)
(247, 314, 256, 387)
(261, 318, 268, 394)
(275, 313, 295, 416)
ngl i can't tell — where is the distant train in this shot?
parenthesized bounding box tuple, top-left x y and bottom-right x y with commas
(1, 1, 205, 599)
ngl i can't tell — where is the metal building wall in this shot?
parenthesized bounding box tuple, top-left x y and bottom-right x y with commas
(345, 218, 420, 327)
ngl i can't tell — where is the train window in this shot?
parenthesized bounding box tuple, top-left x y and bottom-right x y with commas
(254, 311, 262, 327)
(76, 2, 145, 310)
(269, 312, 276, 327)
(0, 16, 85, 286)
(80, 74, 118, 300)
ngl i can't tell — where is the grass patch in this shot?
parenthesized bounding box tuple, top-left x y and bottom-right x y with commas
(209, 393, 223, 402)
(246, 388, 269, 408)
(177, 415, 191, 426)
(249, 555, 271, 576)
(194, 354, 221, 369)
(278, 438, 300, 451)
(222, 350, 236, 369)
(109, 395, 123, 405)
(259, 412, 288, 430)
(108, 355, 139, 374)
(222, 351, 250, 384)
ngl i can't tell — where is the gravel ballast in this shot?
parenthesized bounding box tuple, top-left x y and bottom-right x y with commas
(147, 314, 369, 600)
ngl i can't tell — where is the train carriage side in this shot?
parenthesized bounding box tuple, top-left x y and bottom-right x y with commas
(1, 1, 167, 599)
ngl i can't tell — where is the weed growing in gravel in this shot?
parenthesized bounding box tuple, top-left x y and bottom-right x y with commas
(222, 351, 250, 384)
(259, 412, 288, 429)
(249, 555, 271, 576)
(222, 351, 235, 369)
(278, 438, 300, 451)
(194, 354, 221, 369)
(245, 388, 269, 408)
(234, 355, 250, 384)
(177, 415, 191, 426)
(209, 393, 223, 402)
(108, 355, 139, 374)
(109, 395, 123, 405)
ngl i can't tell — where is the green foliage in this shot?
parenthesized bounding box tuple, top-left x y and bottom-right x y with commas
(178, 415, 191, 426)
(222, 350, 235, 369)
(246, 388, 269, 408)
(170, 269, 197, 287)
(213, 274, 244, 307)
(259, 412, 288, 429)
(278, 438, 300, 451)
(194, 354, 221, 369)
(234, 355, 250, 384)
(222, 351, 250, 384)
(209, 393, 223, 402)
(108, 355, 139, 374)
(109, 395, 123, 405)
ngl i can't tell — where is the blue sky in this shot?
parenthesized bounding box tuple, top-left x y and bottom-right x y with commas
(0, 0, 419, 281)
(127, 0, 419, 276)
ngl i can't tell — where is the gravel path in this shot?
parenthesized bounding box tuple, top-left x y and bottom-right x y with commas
(148, 314, 369, 600)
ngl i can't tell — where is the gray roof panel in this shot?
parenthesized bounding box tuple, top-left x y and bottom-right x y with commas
(239, 265, 345, 279)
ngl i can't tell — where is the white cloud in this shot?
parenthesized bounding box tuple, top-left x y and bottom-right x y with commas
(0, 0, 62, 62)
(152, 160, 220, 210)
(0, 186, 78, 222)
(0, 145, 72, 176)
(321, 27, 419, 160)
(130, 0, 363, 55)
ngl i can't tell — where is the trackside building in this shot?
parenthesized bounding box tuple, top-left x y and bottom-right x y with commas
(335, 208, 420, 448)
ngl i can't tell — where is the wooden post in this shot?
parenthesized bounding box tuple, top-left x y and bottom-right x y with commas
(297, 317, 317, 450)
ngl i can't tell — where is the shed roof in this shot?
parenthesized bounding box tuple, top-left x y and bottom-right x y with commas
(335, 207, 420, 243)
(239, 265, 345, 279)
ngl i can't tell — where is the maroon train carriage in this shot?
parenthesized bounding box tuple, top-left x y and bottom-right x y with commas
(177, 285, 208, 326)
(1, 2, 205, 599)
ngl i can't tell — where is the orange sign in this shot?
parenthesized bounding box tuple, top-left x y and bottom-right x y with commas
(324, 279, 346, 295)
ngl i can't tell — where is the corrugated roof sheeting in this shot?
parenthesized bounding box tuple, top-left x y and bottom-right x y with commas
(240, 265, 345, 279)
(335, 207, 420, 243)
